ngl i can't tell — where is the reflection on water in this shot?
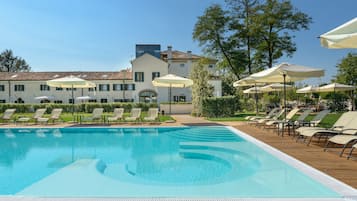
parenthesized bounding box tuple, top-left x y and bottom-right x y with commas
(0, 127, 243, 194)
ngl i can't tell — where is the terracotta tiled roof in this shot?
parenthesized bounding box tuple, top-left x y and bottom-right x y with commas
(0, 71, 132, 81)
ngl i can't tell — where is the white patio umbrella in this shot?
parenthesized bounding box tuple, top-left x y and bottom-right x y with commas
(317, 83, 356, 111)
(234, 76, 265, 116)
(76, 96, 92, 101)
(34, 95, 54, 100)
(250, 63, 324, 119)
(243, 86, 262, 94)
(320, 17, 357, 49)
(296, 85, 318, 94)
(260, 83, 292, 92)
(47, 75, 96, 114)
(152, 74, 193, 114)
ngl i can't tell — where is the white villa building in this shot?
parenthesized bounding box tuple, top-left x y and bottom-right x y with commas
(0, 45, 221, 104)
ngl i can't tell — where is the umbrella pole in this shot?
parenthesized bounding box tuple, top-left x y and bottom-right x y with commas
(334, 88, 336, 112)
(283, 74, 287, 120)
(72, 84, 74, 116)
(255, 83, 258, 116)
(169, 84, 172, 115)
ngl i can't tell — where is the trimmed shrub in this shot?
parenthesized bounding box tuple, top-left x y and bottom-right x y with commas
(202, 96, 239, 117)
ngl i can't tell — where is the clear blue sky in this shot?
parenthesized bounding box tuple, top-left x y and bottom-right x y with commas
(0, 0, 356, 84)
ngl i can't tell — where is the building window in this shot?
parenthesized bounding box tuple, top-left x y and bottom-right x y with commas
(88, 99, 97, 103)
(114, 99, 122, 102)
(135, 72, 144, 82)
(113, 84, 121, 91)
(152, 72, 160, 80)
(0, 85, 4, 91)
(54, 100, 63, 104)
(99, 84, 110, 91)
(100, 98, 108, 103)
(66, 88, 76, 91)
(180, 63, 185, 67)
(40, 84, 50, 91)
(69, 99, 74, 104)
(14, 85, 25, 91)
(56, 87, 63, 91)
(88, 87, 96, 92)
(208, 64, 214, 68)
(0, 100, 5, 103)
(127, 84, 135, 90)
(174, 95, 186, 102)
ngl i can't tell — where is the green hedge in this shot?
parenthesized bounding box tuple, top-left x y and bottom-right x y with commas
(202, 96, 239, 117)
(0, 103, 158, 113)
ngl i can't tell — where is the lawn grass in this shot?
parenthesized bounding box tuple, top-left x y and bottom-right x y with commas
(206, 112, 257, 121)
(206, 111, 343, 128)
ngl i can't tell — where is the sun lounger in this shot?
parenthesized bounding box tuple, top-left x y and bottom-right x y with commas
(125, 108, 141, 122)
(347, 143, 357, 160)
(253, 109, 285, 127)
(265, 108, 300, 129)
(0, 109, 16, 123)
(295, 110, 331, 134)
(37, 108, 63, 124)
(323, 114, 357, 157)
(16, 108, 46, 124)
(144, 108, 159, 122)
(246, 108, 280, 121)
(276, 109, 312, 136)
(80, 108, 104, 124)
(296, 111, 357, 145)
(107, 108, 124, 123)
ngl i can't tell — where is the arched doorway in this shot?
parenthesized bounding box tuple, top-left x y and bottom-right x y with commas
(139, 90, 157, 103)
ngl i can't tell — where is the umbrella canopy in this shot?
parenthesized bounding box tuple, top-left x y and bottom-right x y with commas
(250, 63, 324, 119)
(296, 85, 318, 94)
(76, 96, 92, 101)
(320, 17, 357, 49)
(260, 83, 292, 92)
(152, 74, 193, 114)
(233, 76, 265, 87)
(47, 75, 96, 115)
(243, 86, 262, 94)
(34, 95, 54, 100)
(250, 63, 324, 83)
(47, 75, 96, 88)
(152, 74, 193, 88)
(316, 83, 356, 92)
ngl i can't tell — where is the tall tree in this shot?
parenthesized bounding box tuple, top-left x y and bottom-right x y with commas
(193, 4, 244, 79)
(0, 49, 31, 72)
(190, 59, 214, 116)
(226, 0, 261, 74)
(254, 0, 312, 68)
(334, 53, 357, 111)
(335, 53, 357, 86)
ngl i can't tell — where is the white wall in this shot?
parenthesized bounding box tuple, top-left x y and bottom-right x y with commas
(131, 53, 169, 103)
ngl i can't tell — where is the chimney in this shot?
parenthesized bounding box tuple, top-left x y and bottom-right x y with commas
(167, 45, 172, 60)
(187, 50, 192, 59)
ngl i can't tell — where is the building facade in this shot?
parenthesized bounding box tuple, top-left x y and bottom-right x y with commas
(0, 45, 221, 104)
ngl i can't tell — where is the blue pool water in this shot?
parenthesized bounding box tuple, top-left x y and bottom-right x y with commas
(0, 127, 345, 198)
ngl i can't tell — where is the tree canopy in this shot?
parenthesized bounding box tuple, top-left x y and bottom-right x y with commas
(0, 49, 31, 72)
(335, 52, 357, 86)
(193, 0, 312, 79)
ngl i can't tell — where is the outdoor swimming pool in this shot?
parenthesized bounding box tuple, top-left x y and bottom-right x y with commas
(0, 126, 356, 199)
